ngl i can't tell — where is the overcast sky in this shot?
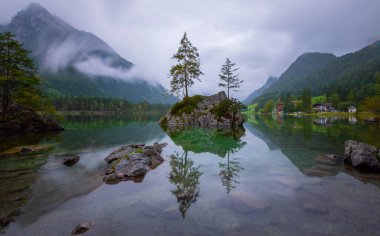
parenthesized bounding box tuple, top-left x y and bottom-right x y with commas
(1, 0, 380, 98)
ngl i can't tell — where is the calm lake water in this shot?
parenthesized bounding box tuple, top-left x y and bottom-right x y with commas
(1, 114, 380, 236)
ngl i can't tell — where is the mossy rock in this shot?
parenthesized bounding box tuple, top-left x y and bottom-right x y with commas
(170, 95, 206, 116)
(0, 145, 54, 157)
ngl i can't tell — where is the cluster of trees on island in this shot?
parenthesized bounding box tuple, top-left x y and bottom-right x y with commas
(168, 33, 243, 100)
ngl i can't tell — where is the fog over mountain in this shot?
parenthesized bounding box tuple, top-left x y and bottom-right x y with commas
(0, 3, 177, 103)
(3, 3, 134, 80)
(1, 0, 380, 98)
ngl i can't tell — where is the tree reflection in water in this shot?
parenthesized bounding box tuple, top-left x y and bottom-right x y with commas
(219, 151, 244, 193)
(168, 151, 202, 218)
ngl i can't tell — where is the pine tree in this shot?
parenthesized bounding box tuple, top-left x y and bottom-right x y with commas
(0, 32, 41, 120)
(218, 58, 243, 99)
(169, 33, 203, 97)
(301, 88, 312, 112)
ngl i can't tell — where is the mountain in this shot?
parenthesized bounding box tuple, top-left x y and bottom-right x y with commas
(1, 3, 177, 104)
(262, 53, 337, 95)
(252, 42, 380, 104)
(243, 76, 278, 104)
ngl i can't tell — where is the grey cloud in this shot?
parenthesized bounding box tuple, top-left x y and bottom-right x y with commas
(2, 0, 380, 99)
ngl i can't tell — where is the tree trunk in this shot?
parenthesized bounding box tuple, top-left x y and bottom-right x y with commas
(1, 85, 9, 121)
(227, 76, 230, 99)
(185, 80, 188, 97)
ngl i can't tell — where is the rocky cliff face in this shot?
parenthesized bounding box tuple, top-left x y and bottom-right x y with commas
(160, 91, 245, 128)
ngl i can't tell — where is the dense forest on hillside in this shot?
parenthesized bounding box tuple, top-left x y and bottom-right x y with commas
(251, 41, 380, 112)
(41, 70, 177, 104)
(51, 96, 171, 114)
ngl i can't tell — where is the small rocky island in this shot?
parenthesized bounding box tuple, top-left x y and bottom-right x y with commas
(103, 142, 167, 184)
(159, 91, 245, 128)
(0, 104, 63, 134)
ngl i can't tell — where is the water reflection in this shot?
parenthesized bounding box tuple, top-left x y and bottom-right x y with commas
(0, 132, 61, 153)
(163, 126, 246, 158)
(219, 152, 244, 193)
(164, 126, 247, 213)
(246, 114, 380, 185)
(0, 116, 167, 232)
(1, 114, 380, 235)
(169, 151, 202, 218)
(58, 115, 165, 152)
(0, 153, 50, 232)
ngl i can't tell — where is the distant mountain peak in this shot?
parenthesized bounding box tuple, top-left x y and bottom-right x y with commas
(11, 2, 74, 34)
(24, 2, 47, 12)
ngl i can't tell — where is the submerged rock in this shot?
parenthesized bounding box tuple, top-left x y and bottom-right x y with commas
(0, 145, 53, 157)
(271, 176, 303, 190)
(302, 168, 336, 177)
(159, 91, 245, 128)
(228, 191, 271, 214)
(315, 154, 342, 166)
(103, 142, 167, 184)
(302, 201, 329, 215)
(344, 140, 380, 172)
(71, 222, 91, 235)
(298, 193, 329, 215)
(63, 155, 80, 166)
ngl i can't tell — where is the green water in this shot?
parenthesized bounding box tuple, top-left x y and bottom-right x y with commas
(1, 115, 380, 235)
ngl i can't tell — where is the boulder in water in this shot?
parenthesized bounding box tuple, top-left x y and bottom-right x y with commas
(63, 155, 80, 167)
(344, 140, 380, 172)
(103, 142, 167, 184)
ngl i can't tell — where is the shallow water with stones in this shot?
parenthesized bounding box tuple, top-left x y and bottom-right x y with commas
(1, 114, 380, 236)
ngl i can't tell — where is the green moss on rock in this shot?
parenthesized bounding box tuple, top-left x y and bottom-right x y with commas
(170, 95, 206, 116)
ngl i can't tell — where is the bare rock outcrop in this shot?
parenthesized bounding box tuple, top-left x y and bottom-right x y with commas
(103, 143, 167, 184)
(160, 91, 244, 128)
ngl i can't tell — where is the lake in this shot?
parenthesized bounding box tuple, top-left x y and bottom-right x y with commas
(1, 114, 380, 236)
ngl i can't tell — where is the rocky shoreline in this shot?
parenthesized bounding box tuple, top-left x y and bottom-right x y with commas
(0, 104, 64, 134)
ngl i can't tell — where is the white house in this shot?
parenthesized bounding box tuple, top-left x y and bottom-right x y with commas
(348, 106, 357, 113)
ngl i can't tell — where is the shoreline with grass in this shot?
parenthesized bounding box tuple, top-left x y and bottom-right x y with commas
(243, 110, 379, 120)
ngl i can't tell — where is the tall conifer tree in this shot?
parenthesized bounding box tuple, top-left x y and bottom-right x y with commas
(169, 33, 203, 97)
(0, 32, 41, 120)
(218, 58, 242, 98)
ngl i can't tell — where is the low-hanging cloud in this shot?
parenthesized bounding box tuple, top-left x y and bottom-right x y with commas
(2, 0, 380, 99)
(41, 31, 154, 84)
